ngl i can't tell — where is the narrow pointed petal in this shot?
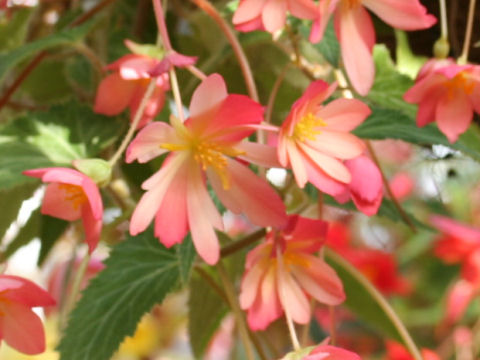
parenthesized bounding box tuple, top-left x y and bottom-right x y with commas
(362, 0, 436, 30)
(436, 91, 473, 143)
(233, 0, 266, 24)
(187, 166, 223, 265)
(240, 262, 266, 309)
(126, 122, 176, 163)
(0, 275, 55, 307)
(189, 73, 227, 120)
(288, 140, 309, 188)
(317, 98, 371, 131)
(305, 131, 365, 159)
(237, 142, 281, 168)
(262, 0, 287, 33)
(2, 302, 46, 355)
(304, 156, 347, 196)
(82, 205, 102, 253)
(288, 0, 317, 19)
(299, 143, 351, 183)
(277, 267, 311, 324)
(336, 7, 375, 95)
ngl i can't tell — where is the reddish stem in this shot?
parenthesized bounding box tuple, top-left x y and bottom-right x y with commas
(152, 0, 173, 51)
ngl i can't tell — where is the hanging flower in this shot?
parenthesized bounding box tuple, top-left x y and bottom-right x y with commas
(0, 274, 55, 355)
(127, 73, 287, 265)
(278, 80, 378, 215)
(23, 167, 103, 253)
(232, 0, 317, 33)
(239, 215, 345, 330)
(310, 0, 436, 95)
(403, 58, 480, 143)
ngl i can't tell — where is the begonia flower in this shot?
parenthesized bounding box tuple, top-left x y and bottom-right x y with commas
(278, 80, 377, 214)
(431, 215, 480, 323)
(23, 167, 103, 253)
(310, 0, 436, 95)
(232, 0, 317, 33)
(94, 51, 170, 129)
(334, 155, 383, 216)
(127, 73, 287, 265)
(239, 215, 345, 330)
(303, 343, 361, 360)
(385, 341, 439, 360)
(0, 274, 55, 355)
(327, 222, 410, 296)
(404, 58, 480, 143)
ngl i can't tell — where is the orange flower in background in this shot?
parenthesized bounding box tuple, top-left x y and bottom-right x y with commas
(404, 59, 480, 143)
(0, 275, 55, 355)
(240, 216, 345, 330)
(23, 167, 104, 253)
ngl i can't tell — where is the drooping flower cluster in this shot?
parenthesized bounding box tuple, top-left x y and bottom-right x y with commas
(404, 58, 480, 143)
(127, 73, 287, 265)
(239, 215, 345, 330)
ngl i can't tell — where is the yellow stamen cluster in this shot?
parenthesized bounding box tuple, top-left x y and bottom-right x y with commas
(58, 184, 87, 210)
(293, 112, 327, 142)
(446, 72, 475, 98)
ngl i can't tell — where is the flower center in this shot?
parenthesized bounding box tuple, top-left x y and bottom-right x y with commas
(58, 184, 87, 210)
(161, 138, 244, 190)
(293, 112, 327, 142)
(342, 0, 361, 9)
(446, 71, 474, 98)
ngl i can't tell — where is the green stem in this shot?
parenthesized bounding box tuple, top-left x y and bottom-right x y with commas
(220, 228, 266, 258)
(459, 0, 477, 64)
(439, 0, 448, 40)
(108, 78, 157, 166)
(217, 261, 256, 360)
(326, 249, 423, 360)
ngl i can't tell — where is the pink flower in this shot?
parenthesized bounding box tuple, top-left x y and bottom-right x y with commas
(389, 172, 414, 201)
(23, 167, 103, 253)
(303, 344, 361, 360)
(94, 53, 170, 129)
(278, 80, 374, 210)
(233, 0, 317, 33)
(385, 341, 439, 360)
(404, 58, 480, 143)
(334, 155, 383, 216)
(310, 0, 436, 95)
(0, 274, 55, 355)
(127, 73, 287, 265)
(239, 215, 345, 330)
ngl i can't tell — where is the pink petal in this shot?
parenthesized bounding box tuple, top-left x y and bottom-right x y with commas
(288, 216, 328, 247)
(403, 74, 445, 103)
(415, 87, 444, 127)
(262, 0, 287, 33)
(308, 345, 361, 360)
(126, 122, 177, 163)
(129, 82, 166, 128)
(299, 143, 351, 183)
(129, 156, 185, 235)
(154, 162, 189, 248)
(445, 280, 475, 324)
(287, 140, 309, 188)
(119, 56, 157, 80)
(317, 98, 371, 131)
(94, 73, 136, 116)
(1, 302, 46, 355)
(82, 205, 102, 253)
(255, 265, 283, 328)
(345, 155, 383, 215)
(336, 6, 375, 95)
(436, 91, 473, 143)
(431, 216, 480, 240)
(80, 176, 103, 221)
(305, 131, 365, 160)
(292, 255, 345, 305)
(363, 0, 436, 30)
(189, 73, 227, 122)
(42, 183, 82, 221)
(277, 266, 311, 324)
(186, 166, 223, 265)
(237, 142, 281, 168)
(210, 159, 287, 228)
(304, 155, 347, 196)
(288, 0, 317, 20)
(240, 262, 266, 309)
(233, 0, 266, 24)
(0, 275, 55, 307)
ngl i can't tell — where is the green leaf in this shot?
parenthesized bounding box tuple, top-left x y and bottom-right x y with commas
(0, 20, 96, 81)
(188, 273, 229, 358)
(353, 107, 480, 162)
(299, 19, 339, 67)
(364, 45, 416, 116)
(0, 183, 36, 242)
(325, 249, 405, 344)
(0, 8, 33, 51)
(0, 102, 124, 189)
(58, 230, 195, 360)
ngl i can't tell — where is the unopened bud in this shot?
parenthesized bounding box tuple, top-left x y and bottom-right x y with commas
(434, 37, 450, 59)
(73, 158, 112, 187)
